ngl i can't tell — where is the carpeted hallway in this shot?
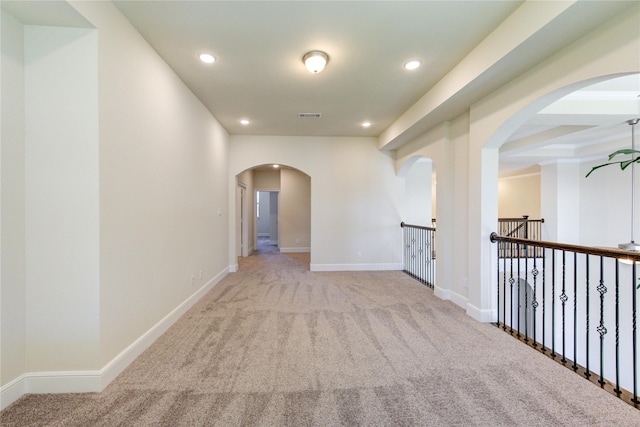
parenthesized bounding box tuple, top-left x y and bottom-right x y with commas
(2, 250, 639, 426)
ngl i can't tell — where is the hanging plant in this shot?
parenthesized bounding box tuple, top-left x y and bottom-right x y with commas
(586, 119, 640, 288)
(585, 148, 640, 177)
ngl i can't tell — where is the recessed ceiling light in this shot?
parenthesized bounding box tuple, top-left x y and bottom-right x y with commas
(273, 164, 280, 169)
(240, 119, 250, 125)
(362, 121, 372, 128)
(199, 53, 216, 64)
(404, 60, 421, 70)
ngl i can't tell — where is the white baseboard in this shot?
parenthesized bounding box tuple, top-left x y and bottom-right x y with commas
(0, 375, 26, 411)
(434, 287, 468, 310)
(466, 302, 496, 323)
(0, 266, 230, 411)
(434, 286, 450, 300)
(279, 247, 310, 253)
(310, 263, 402, 272)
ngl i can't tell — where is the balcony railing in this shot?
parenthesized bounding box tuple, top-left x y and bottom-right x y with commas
(498, 216, 544, 258)
(490, 232, 639, 409)
(401, 222, 435, 289)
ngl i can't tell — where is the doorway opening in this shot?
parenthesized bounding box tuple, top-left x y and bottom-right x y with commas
(235, 164, 311, 267)
(256, 190, 279, 254)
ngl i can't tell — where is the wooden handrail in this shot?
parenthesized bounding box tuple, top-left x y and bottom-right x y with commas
(490, 232, 640, 261)
(400, 221, 435, 231)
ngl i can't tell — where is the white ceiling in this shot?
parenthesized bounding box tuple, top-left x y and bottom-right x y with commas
(4, 1, 639, 177)
(111, 0, 524, 138)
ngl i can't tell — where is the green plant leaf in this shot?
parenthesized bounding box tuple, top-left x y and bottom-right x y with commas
(608, 149, 640, 160)
(586, 152, 640, 177)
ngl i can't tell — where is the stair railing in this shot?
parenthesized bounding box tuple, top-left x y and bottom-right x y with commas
(490, 232, 639, 409)
(401, 222, 436, 289)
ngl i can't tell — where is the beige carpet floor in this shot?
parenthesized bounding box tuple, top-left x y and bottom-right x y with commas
(2, 250, 639, 426)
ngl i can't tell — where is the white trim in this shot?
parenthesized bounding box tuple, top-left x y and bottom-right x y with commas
(1, 375, 26, 410)
(100, 267, 227, 388)
(279, 247, 310, 253)
(466, 302, 496, 323)
(310, 263, 402, 272)
(499, 171, 540, 180)
(229, 263, 238, 273)
(434, 286, 450, 300)
(0, 266, 230, 410)
(434, 287, 468, 311)
(450, 291, 468, 309)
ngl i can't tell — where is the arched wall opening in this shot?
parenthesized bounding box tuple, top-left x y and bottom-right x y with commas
(471, 71, 640, 322)
(234, 164, 311, 268)
(465, 2, 639, 321)
(394, 119, 460, 306)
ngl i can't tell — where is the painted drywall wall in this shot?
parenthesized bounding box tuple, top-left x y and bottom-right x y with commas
(236, 169, 254, 257)
(69, 1, 231, 368)
(404, 160, 432, 225)
(280, 168, 311, 252)
(1, 9, 26, 390)
(498, 172, 541, 218)
(229, 136, 405, 270)
(580, 157, 640, 248)
(254, 169, 281, 190)
(257, 191, 271, 236)
(464, 4, 639, 321)
(24, 25, 100, 372)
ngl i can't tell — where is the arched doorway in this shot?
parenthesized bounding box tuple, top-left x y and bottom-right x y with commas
(235, 164, 311, 268)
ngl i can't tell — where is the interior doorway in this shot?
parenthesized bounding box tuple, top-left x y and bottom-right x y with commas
(256, 190, 279, 253)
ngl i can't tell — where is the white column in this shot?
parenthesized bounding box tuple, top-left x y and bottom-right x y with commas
(540, 160, 581, 244)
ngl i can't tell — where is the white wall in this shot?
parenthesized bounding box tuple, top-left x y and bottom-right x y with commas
(229, 136, 405, 270)
(236, 170, 254, 257)
(1, 1, 230, 408)
(580, 157, 640, 248)
(1, 9, 27, 392)
(24, 24, 100, 372)
(280, 168, 311, 252)
(70, 1, 231, 368)
(464, 4, 639, 322)
(404, 160, 432, 225)
(254, 169, 281, 190)
(498, 172, 541, 218)
(257, 191, 271, 236)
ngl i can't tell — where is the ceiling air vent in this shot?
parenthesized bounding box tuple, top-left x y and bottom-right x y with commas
(299, 113, 322, 119)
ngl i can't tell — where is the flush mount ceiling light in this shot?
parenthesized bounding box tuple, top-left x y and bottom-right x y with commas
(404, 59, 421, 70)
(361, 121, 372, 128)
(303, 51, 329, 73)
(240, 119, 250, 125)
(199, 53, 216, 64)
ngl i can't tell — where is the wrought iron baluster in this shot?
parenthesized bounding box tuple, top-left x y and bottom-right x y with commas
(561, 250, 568, 364)
(614, 260, 620, 395)
(524, 247, 529, 342)
(633, 261, 638, 404)
(502, 242, 508, 330)
(598, 256, 607, 387)
(496, 237, 500, 327)
(542, 251, 547, 352)
(572, 252, 578, 371)
(585, 255, 591, 379)
(532, 249, 539, 347)
(509, 245, 515, 334)
(551, 249, 556, 358)
(517, 242, 522, 338)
